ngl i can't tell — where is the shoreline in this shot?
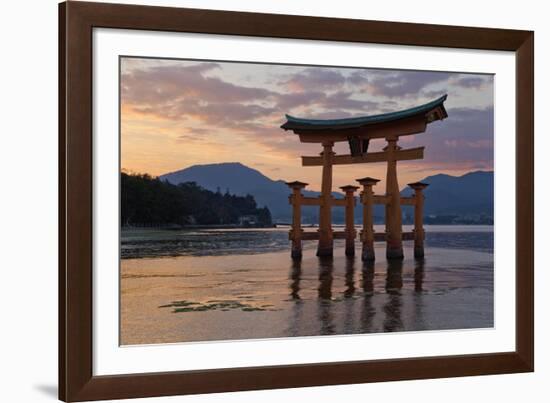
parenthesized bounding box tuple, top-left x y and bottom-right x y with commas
(121, 223, 494, 231)
(120, 225, 493, 260)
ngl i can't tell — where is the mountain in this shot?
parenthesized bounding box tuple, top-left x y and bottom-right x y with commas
(160, 163, 493, 223)
(400, 170, 494, 218)
(160, 162, 327, 222)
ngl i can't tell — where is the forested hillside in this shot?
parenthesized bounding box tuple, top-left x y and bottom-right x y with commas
(121, 172, 272, 227)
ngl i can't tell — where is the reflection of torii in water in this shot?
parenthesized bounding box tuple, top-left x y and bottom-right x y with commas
(281, 95, 448, 260)
(286, 256, 425, 335)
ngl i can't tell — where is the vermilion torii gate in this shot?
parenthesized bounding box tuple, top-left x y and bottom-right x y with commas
(281, 95, 448, 260)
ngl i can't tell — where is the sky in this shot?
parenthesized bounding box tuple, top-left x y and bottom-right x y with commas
(120, 57, 493, 191)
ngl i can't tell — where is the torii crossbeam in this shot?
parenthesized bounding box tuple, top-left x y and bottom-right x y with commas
(281, 94, 448, 259)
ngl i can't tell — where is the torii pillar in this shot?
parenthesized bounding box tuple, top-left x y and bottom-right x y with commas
(286, 181, 308, 259)
(317, 141, 335, 257)
(340, 185, 359, 256)
(408, 182, 429, 258)
(357, 177, 380, 261)
(384, 136, 404, 260)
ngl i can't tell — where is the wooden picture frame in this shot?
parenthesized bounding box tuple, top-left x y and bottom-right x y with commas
(59, 1, 534, 401)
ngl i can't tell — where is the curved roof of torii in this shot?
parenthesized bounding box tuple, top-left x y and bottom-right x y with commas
(281, 94, 448, 132)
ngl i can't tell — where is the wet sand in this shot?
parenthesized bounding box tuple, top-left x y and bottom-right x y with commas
(121, 243, 493, 345)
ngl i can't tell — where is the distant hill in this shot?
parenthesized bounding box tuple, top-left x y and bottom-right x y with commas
(161, 163, 493, 223)
(160, 162, 326, 222)
(400, 171, 493, 217)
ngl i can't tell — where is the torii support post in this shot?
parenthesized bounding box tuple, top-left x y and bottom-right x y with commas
(385, 136, 404, 260)
(408, 182, 429, 258)
(340, 185, 359, 256)
(317, 141, 335, 257)
(357, 177, 380, 261)
(286, 181, 308, 259)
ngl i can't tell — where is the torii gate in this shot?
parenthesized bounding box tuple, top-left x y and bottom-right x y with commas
(281, 94, 448, 260)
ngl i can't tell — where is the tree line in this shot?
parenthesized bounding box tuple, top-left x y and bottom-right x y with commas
(121, 172, 272, 227)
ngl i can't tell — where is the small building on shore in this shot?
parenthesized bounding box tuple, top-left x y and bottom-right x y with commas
(239, 215, 259, 227)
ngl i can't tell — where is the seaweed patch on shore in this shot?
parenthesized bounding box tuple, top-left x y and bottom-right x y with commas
(159, 299, 278, 313)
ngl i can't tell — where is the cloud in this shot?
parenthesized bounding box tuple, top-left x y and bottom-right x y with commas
(302, 110, 354, 119)
(122, 62, 275, 107)
(274, 90, 379, 114)
(407, 107, 494, 165)
(320, 91, 378, 110)
(280, 67, 347, 91)
(181, 127, 211, 135)
(365, 70, 453, 97)
(275, 91, 327, 110)
(450, 76, 490, 89)
(122, 62, 284, 143)
(175, 133, 219, 146)
(348, 71, 369, 85)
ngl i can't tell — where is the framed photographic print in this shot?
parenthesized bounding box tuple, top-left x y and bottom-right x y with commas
(59, 1, 534, 401)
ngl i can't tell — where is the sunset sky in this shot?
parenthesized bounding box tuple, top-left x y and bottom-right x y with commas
(121, 57, 493, 191)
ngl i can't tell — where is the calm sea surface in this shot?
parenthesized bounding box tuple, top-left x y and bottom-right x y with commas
(121, 225, 494, 344)
(121, 225, 493, 259)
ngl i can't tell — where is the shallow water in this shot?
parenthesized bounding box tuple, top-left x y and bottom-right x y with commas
(120, 233, 493, 345)
(121, 225, 493, 258)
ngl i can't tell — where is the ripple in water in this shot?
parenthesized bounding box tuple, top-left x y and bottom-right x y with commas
(121, 226, 493, 259)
